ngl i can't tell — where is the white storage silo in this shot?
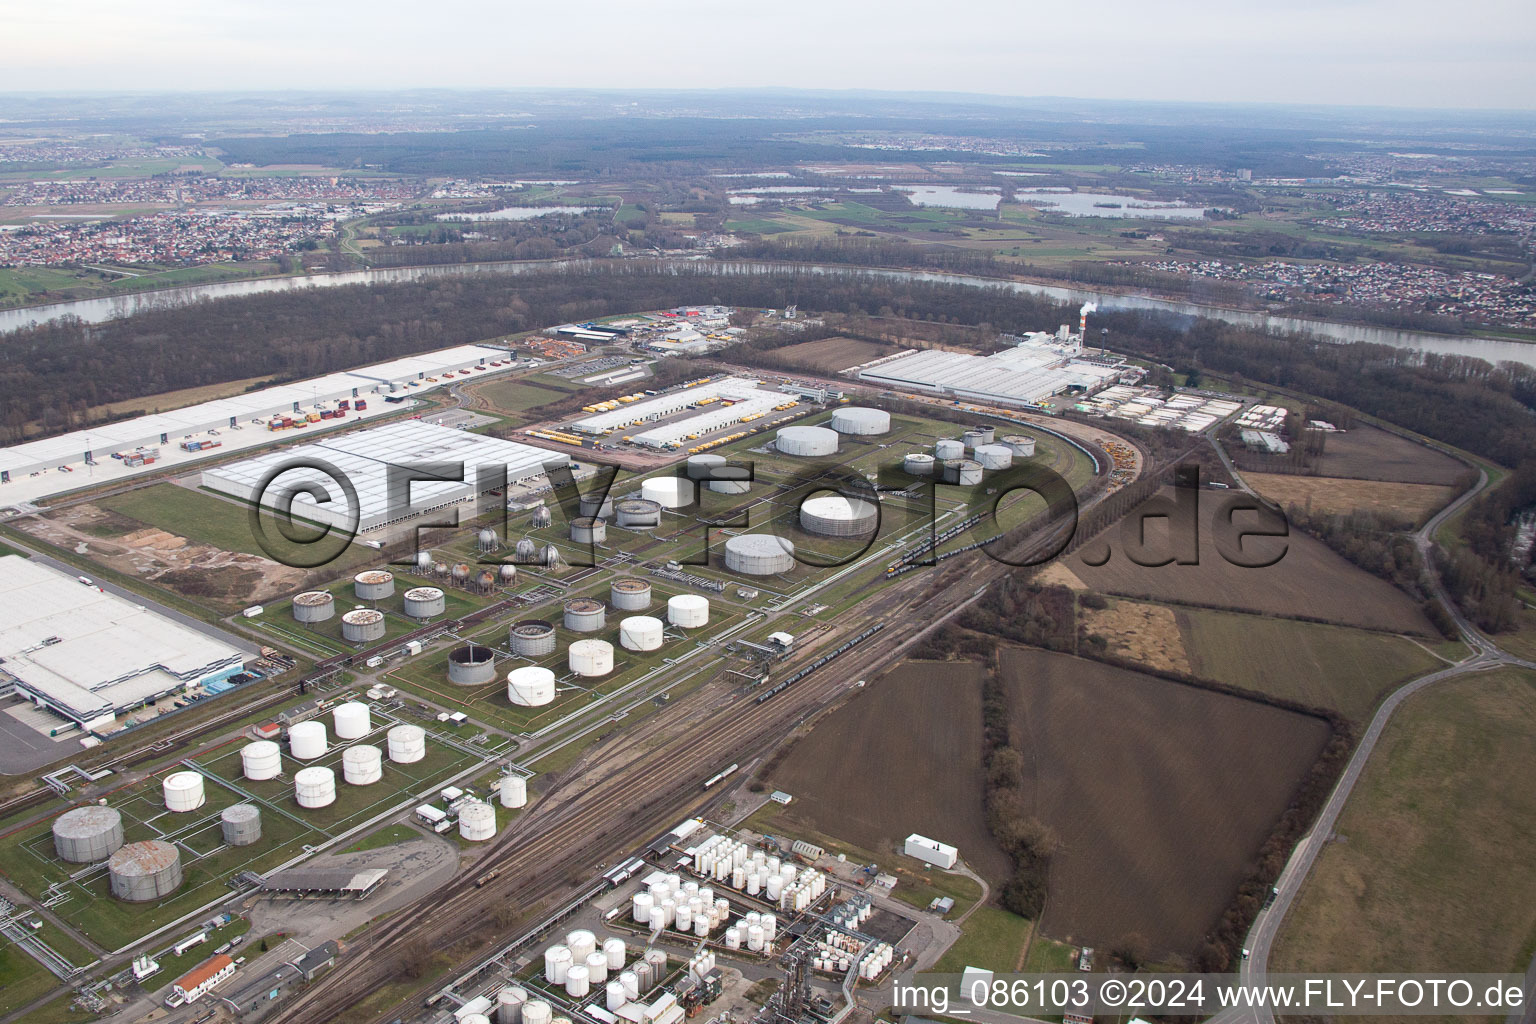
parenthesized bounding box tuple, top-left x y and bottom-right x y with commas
(934, 438, 965, 460)
(568, 639, 613, 677)
(724, 534, 796, 575)
(448, 644, 498, 685)
(341, 608, 386, 643)
(107, 840, 182, 902)
(830, 407, 890, 435)
(620, 971, 640, 1001)
(689, 453, 751, 495)
(292, 591, 334, 623)
(585, 951, 608, 984)
(667, 594, 710, 627)
(543, 947, 572, 985)
(641, 476, 696, 509)
(614, 499, 662, 529)
(509, 619, 557, 656)
(563, 598, 606, 632)
(903, 453, 935, 475)
(619, 615, 665, 652)
(500, 774, 528, 808)
(941, 458, 984, 486)
(799, 495, 879, 537)
(53, 805, 125, 863)
(973, 443, 1013, 470)
(458, 799, 497, 841)
(523, 999, 553, 1024)
(508, 666, 557, 706)
(163, 771, 205, 813)
(333, 701, 370, 739)
(221, 803, 262, 846)
(972, 424, 995, 444)
(570, 516, 607, 544)
(633, 891, 655, 926)
(497, 986, 528, 1024)
(567, 929, 597, 962)
(962, 429, 987, 451)
(610, 577, 652, 610)
(342, 744, 383, 785)
(579, 493, 615, 519)
(1002, 434, 1037, 457)
(463, 1016, 492, 1024)
(387, 723, 426, 763)
(566, 964, 590, 999)
(606, 981, 626, 1012)
(603, 937, 626, 971)
(775, 425, 838, 457)
(241, 739, 282, 780)
(403, 586, 446, 618)
(288, 720, 328, 759)
(353, 570, 395, 601)
(294, 766, 336, 808)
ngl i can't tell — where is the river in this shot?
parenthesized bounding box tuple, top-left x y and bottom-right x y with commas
(1, 257, 1531, 368)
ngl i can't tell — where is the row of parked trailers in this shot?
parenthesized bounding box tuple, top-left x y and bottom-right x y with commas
(754, 623, 886, 705)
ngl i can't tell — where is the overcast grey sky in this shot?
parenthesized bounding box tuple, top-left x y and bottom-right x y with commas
(3, 0, 1532, 109)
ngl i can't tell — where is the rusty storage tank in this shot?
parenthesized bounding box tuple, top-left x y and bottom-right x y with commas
(570, 516, 607, 544)
(341, 608, 386, 643)
(53, 805, 124, 863)
(563, 598, 606, 632)
(353, 570, 395, 601)
(609, 577, 652, 611)
(509, 619, 557, 656)
(107, 840, 182, 902)
(292, 591, 334, 623)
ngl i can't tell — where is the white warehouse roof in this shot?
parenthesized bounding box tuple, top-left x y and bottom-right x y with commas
(0, 555, 247, 729)
(859, 344, 1123, 407)
(201, 419, 567, 533)
(572, 377, 769, 435)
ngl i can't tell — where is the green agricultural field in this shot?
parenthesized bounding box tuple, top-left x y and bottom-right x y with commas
(929, 906, 1036, 974)
(474, 377, 583, 419)
(1273, 669, 1536, 975)
(1180, 609, 1446, 723)
(723, 218, 796, 235)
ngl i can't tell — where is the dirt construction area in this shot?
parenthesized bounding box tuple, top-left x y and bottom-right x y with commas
(1000, 647, 1332, 956)
(1070, 487, 1435, 635)
(18, 502, 305, 604)
(766, 660, 1011, 881)
(1243, 473, 1456, 525)
(770, 336, 899, 373)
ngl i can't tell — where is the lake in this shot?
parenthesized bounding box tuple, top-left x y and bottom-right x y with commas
(436, 205, 602, 221)
(1013, 188, 1212, 220)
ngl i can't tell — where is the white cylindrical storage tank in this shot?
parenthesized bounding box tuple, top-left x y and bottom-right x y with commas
(242, 740, 282, 780)
(633, 891, 655, 925)
(585, 951, 608, 984)
(972, 424, 995, 444)
(761, 912, 777, 941)
(1002, 434, 1036, 458)
(724, 534, 796, 575)
(606, 981, 626, 1012)
(353, 570, 395, 601)
(941, 458, 984, 486)
(799, 495, 879, 538)
(747, 925, 765, 952)
(635, 961, 654, 992)
(619, 615, 664, 652)
(507, 665, 557, 706)
(645, 950, 667, 979)
(333, 701, 370, 739)
(666, 594, 710, 628)
(579, 493, 615, 519)
(341, 608, 386, 643)
(934, 438, 965, 460)
(962, 429, 986, 451)
(509, 619, 557, 656)
(292, 591, 334, 623)
(610, 577, 652, 610)
(725, 927, 741, 950)
(973, 443, 1013, 470)
(775, 425, 838, 457)
(163, 771, 205, 812)
(458, 799, 496, 841)
(403, 586, 446, 618)
(498, 987, 528, 1024)
(524, 1000, 553, 1024)
(614, 499, 662, 529)
(53, 805, 124, 863)
(107, 840, 182, 902)
(294, 766, 336, 808)
(544, 947, 572, 985)
(500, 774, 528, 809)
(603, 937, 626, 971)
(387, 724, 426, 763)
(830, 407, 890, 435)
(641, 476, 696, 510)
(342, 744, 383, 785)
(568, 639, 613, 677)
(903, 452, 935, 475)
(620, 971, 640, 1001)
(448, 644, 498, 685)
(563, 598, 607, 632)
(570, 516, 607, 544)
(288, 720, 328, 760)
(688, 453, 751, 495)
(566, 965, 590, 999)
(567, 929, 597, 962)
(221, 803, 262, 846)
(676, 904, 692, 932)
(694, 915, 709, 938)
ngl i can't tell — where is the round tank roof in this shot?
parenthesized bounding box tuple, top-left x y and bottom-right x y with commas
(108, 839, 178, 875)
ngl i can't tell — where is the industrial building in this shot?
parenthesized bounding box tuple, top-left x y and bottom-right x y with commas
(201, 419, 567, 533)
(0, 343, 510, 485)
(903, 834, 958, 870)
(172, 953, 236, 1004)
(0, 555, 247, 731)
(570, 377, 785, 450)
(857, 328, 1126, 408)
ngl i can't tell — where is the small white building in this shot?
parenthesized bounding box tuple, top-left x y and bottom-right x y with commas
(904, 833, 958, 870)
(172, 953, 235, 1004)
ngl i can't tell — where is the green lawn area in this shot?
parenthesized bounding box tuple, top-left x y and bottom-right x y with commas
(340, 823, 424, 854)
(1273, 668, 1536, 976)
(0, 941, 64, 1017)
(1180, 608, 1446, 723)
(724, 218, 796, 235)
(929, 906, 1035, 974)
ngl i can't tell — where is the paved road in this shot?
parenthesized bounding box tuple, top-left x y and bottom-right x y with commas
(1213, 464, 1536, 1024)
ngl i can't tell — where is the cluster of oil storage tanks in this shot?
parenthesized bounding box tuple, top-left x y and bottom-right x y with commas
(912, 425, 1037, 486)
(50, 795, 202, 902)
(543, 931, 671, 1006)
(690, 835, 829, 913)
(234, 707, 428, 811)
(632, 874, 733, 939)
(813, 922, 894, 980)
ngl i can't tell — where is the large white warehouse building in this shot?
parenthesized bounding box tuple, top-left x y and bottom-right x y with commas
(571, 377, 783, 449)
(858, 337, 1125, 408)
(201, 420, 568, 533)
(0, 556, 249, 731)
